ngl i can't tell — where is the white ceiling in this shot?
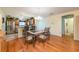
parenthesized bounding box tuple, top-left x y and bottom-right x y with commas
(1, 7, 79, 17)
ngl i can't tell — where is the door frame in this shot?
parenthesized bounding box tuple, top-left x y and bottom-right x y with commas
(61, 14, 74, 37)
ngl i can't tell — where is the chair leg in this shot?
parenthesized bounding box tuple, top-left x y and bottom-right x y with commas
(24, 40, 26, 45)
(33, 36, 36, 48)
(27, 43, 28, 48)
(33, 41, 36, 47)
(43, 42, 45, 47)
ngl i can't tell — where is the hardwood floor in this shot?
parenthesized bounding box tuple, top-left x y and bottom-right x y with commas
(6, 35, 79, 52)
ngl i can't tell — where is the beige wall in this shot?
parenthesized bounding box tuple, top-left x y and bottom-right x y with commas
(46, 10, 79, 40)
(46, 15, 62, 36)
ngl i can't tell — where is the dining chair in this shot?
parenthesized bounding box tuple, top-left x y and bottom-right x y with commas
(37, 27, 50, 46)
(25, 33, 36, 48)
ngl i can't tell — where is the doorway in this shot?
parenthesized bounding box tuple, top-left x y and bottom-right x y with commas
(62, 15, 74, 38)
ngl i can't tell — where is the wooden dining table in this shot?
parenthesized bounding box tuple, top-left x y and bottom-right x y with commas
(27, 30, 44, 40)
(26, 30, 44, 47)
(27, 30, 44, 35)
